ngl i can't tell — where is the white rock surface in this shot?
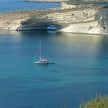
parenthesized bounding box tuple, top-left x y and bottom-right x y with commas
(0, 7, 108, 34)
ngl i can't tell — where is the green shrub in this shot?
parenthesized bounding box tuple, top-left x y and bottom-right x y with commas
(80, 97, 108, 108)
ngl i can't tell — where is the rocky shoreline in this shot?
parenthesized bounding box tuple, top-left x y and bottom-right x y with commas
(0, 1, 108, 34)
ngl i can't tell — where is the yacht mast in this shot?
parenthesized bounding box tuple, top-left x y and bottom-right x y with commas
(40, 41, 42, 60)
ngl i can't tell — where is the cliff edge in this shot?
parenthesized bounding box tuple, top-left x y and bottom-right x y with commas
(0, 1, 108, 34)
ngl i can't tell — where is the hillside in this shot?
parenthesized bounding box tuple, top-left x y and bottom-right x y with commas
(80, 97, 108, 108)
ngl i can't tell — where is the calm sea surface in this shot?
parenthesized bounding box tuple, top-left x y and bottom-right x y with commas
(0, 1, 108, 108)
(0, 31, 108, 108)
(0, 0, 60, 12)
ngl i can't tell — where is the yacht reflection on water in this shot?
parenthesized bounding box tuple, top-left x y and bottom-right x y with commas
(0, 30, 108, 64)
(1, 30, 108, 108)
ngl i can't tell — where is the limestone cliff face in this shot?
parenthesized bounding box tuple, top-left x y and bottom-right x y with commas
(0, 7, 108, 34)
(59, 8, 108, 34)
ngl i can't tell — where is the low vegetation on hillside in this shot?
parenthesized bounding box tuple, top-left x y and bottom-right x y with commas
(80, 97, 108, 108)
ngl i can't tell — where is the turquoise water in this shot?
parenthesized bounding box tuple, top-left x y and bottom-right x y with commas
(0, 31, 108, 108)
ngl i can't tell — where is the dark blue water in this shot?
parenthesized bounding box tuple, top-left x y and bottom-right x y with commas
(0, 30, 108, 108)
(0, 0, 60, 12)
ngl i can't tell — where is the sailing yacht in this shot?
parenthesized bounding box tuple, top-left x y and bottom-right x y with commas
(34, 41, 49, 64)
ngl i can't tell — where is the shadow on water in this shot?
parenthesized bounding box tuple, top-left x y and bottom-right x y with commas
(1, 30, 108, 108)
(1, 30, 108, 66)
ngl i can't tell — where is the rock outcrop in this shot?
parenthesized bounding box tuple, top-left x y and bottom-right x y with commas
(0, 1, 108, 34)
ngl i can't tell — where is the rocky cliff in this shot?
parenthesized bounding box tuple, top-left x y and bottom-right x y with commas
(0, 5, 108, 34)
